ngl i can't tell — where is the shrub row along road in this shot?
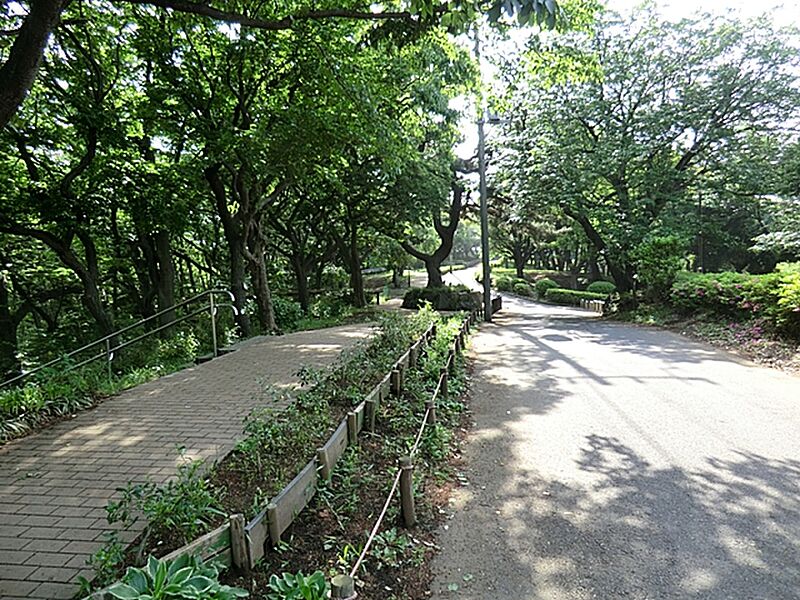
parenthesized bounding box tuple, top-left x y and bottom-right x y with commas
(0, 324, 373, 600)
(432, 296, 800, 599)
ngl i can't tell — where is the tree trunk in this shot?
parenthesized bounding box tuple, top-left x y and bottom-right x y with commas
(228, 237, 252, 338)
(424, 258, 444, 288)
(0, 274, 20, 381)
(154, 230, 176, 326)
(0, 0, 64, 129)
(348, 229, 366, 308)
(246, 234, 277, 332)
(562, 206, 634, 292)
(587, 246, 601, 282)
(292, 255, 311, 313)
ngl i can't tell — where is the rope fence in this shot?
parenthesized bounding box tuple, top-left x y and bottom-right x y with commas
(331, 312, 475, 598)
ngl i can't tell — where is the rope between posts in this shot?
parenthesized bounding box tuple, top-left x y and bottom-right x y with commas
(410, 406, 432, 457)
(348, 468, 403, 578)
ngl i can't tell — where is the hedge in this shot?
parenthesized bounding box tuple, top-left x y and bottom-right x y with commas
(544, 288, 608, 306)
(586, 281, 617, 295)
(402, 285, 482, 311)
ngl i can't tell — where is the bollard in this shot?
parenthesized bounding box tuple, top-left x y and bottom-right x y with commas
(439, 367, 448, 397)
(331, 574, 356, 599)
(425, 399, 436, 425)
(399, 456, 417, 528)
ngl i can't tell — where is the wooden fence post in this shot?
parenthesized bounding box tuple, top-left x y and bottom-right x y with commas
(347, 411, 358, 445)
(425, 399, 436, 425)
(439, 368, 448, 397)
(447, 349, 456, 373)
(399, 456, 417, 528)
(391, 368, 403, 396)
(365, 398, 377, 433)
(331, 574, 356, 599)
(229, 514, 248, 571)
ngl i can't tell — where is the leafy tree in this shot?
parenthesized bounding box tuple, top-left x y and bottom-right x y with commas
(496, 9, 800, 291)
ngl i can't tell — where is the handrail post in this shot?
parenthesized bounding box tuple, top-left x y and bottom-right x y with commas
(105, 339, 112, 381)
(209, 293, 218, 358)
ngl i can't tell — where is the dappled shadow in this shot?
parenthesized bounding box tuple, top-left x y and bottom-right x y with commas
(433, 428, 800, 598)
(431, 298, 800, 599)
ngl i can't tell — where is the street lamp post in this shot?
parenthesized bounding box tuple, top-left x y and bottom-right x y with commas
(477, 113, 492, 322)
(475, 25, 493, 322)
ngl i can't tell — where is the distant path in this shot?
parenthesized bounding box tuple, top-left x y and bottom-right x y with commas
(432, 296, 800, 599)
(0, 324, 373, 600)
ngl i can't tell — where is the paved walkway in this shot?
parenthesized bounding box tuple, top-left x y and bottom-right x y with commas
(432, 296, 800, 599)
(0, 324, 373, 600)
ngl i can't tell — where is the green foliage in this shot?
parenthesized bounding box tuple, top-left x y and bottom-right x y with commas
(544, 288, 607, 306)
(266, 571, 328, 600)
(107, 456, 223, 547)
(535, 278, 559, 298)
(401, 286, 481, 311)
(633, 236, 686, 300)
(670, 264, 800, 336)
(272, 297, 304, 331)
(81, 532, 126, 590)
(108, 555, 248, 600)
(586, 281, 616, 295)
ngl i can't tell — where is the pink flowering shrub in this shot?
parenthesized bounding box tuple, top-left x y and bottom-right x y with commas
(670, 263, 800, 336)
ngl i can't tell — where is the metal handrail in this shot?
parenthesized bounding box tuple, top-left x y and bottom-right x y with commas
(0, 289, 238, 389)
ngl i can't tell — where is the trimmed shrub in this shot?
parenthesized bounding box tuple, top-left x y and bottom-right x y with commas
(535, 278, 559, 298)
(402, 285, 481, 311)
(495, 276, 515, 292)
(513, 282, 533, 296)
(586, 281, 617, 295)
(545, 288, 608, 306)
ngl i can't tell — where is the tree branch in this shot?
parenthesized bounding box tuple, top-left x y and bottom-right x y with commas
(118, 0, 421, 29)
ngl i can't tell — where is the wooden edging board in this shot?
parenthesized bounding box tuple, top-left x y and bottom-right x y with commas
(267, 458, 318, 545)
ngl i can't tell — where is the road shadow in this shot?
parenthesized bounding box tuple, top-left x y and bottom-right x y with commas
(433, 428, 800, 599)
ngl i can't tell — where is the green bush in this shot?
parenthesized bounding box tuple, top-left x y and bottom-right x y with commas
(535, 278, 559, 298)
(495, 275, 514, 292)
(586, 281, 617, 295)
(272, 297, 304, 330)
(106, 456, 223, 547)
(544, 288, 608, 306)
(633, 235, 686, 300)
(513, 282, 533, 296)
(402, 286, 481, 311)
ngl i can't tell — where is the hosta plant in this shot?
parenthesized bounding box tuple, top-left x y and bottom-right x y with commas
(108, 555, 248, 600)
(266, 571, 328, 600)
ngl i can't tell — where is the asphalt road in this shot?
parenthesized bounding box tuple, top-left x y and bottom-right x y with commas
(431, 295, 800, 599)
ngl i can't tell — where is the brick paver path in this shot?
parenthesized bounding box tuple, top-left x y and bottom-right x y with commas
(0, 324, 374, 599)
